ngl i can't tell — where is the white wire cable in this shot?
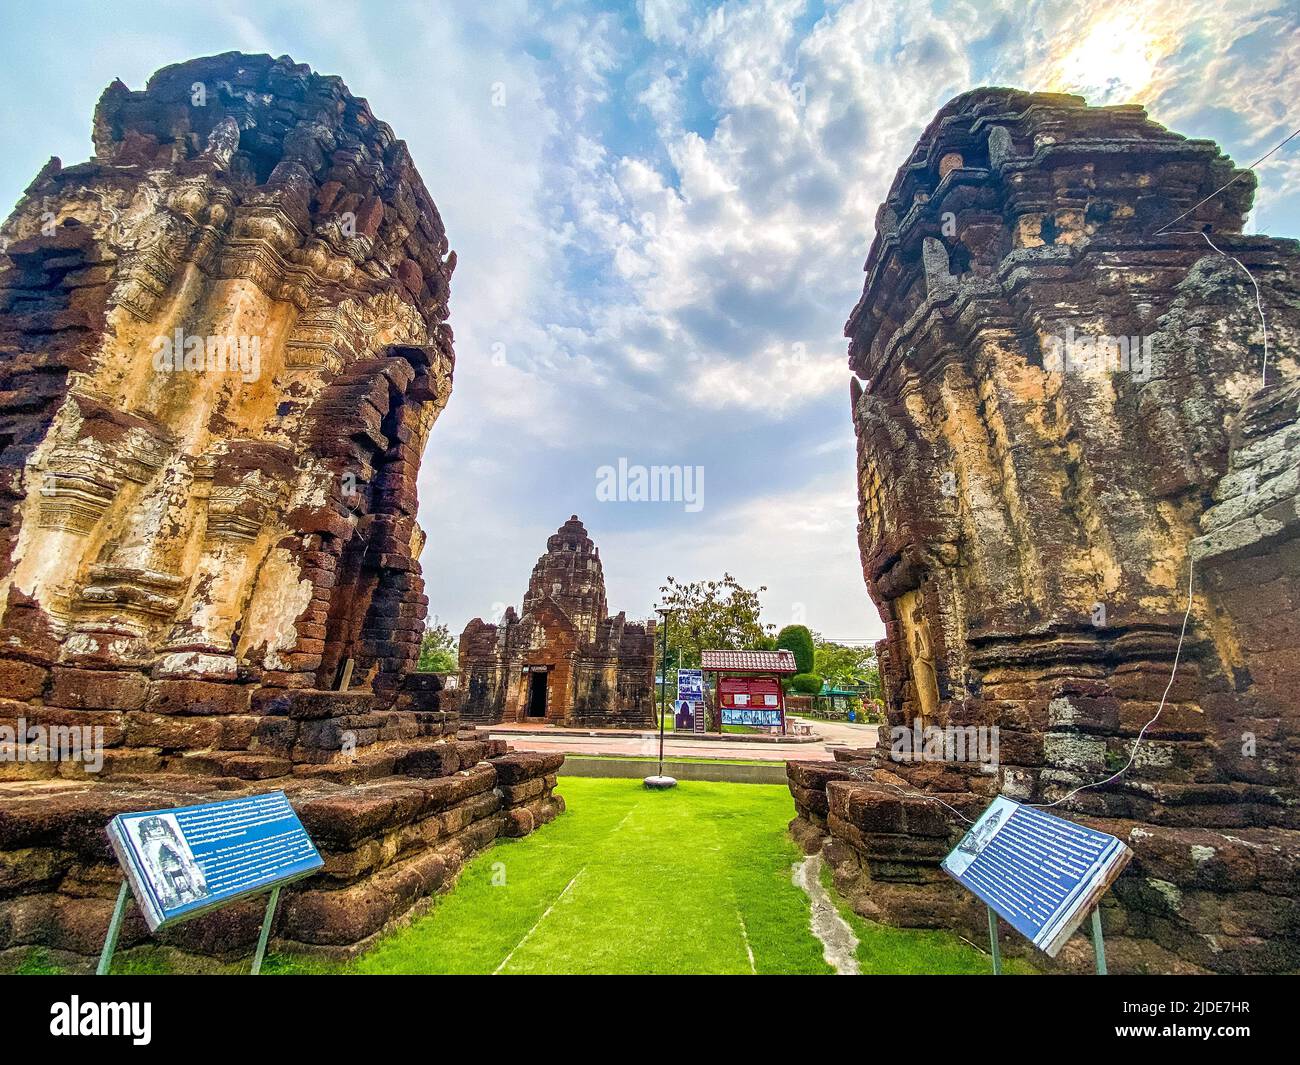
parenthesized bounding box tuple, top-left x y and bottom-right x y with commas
(855, 556, 1195, 823)
(848, 126, 1286, 826)
(1027, 556, 1196, 810)
(1153, 123, 1300, 236)
(1024, 221, 1274, 807)
(1198, 231, 1271, 388)
(862, 776, 977, 825)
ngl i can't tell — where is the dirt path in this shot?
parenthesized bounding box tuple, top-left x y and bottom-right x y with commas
(792, 852, 860, 975)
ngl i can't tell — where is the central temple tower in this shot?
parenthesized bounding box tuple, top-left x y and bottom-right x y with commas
(459, 517, 655, 727)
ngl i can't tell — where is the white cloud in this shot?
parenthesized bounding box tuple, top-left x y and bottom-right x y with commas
(598, 471, 876, 639)
(638, 0, 693, 46)
(2, 0, 1297, 643)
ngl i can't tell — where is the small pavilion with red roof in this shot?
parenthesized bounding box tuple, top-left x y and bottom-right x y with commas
(700, 649, 798, 734)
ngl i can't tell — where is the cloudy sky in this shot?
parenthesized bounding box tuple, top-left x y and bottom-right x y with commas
(1, 0, 1297, 641)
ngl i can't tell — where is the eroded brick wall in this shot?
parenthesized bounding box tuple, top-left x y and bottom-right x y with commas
(0, 53, 566, 968)
(792, 89, 1300, 974)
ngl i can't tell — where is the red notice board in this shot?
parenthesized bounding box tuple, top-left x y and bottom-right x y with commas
(719, 676, 784, 727)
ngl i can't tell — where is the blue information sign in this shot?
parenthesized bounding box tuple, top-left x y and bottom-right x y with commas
(941, 796, 1132, 957)
(676, 669, 705, 732)
(107, 791, 323, 931)
(676, 668, 705, 702)
(721, 707, 783, 727)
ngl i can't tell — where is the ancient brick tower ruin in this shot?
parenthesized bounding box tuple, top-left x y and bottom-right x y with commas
(788, 89, 1300, 974)
(0, 53, 562, 969)
(459, 516, 656, 727)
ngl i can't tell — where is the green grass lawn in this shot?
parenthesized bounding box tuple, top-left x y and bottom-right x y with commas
(817, 861, 1036, 975)
(291, 778, 833, 975)
(19, 777, 1024, 975)
(561, 753, 776, 766)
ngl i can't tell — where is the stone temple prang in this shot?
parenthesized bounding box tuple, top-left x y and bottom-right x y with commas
(0, 52, 563, 967)
(458, 516, 656, 728)
(788, 88, 1300, 975)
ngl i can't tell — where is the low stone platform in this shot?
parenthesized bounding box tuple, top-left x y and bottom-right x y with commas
(0, 743, 564, 971)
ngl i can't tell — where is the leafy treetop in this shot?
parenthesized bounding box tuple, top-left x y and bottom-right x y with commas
(656, 573, 773, 672)
(813, 639, 879, 693)
(416, 616, 457, 673)
(775, 624, 815, 674)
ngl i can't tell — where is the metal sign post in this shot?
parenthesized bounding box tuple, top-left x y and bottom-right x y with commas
(993, 899, 1107, 972)
(97, 881, 283, 975)
(657, 612, 667, 778)
(1091, 906, 1108, 975)
(947, 797, 1130, 974)
(96, 881, 130, 975)
(987, 904, 1107, 975)
(645, 609, 677, 789)
(250, 885, 282, 975)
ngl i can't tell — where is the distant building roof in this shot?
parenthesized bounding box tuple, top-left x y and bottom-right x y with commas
(700, 649, 798, 673)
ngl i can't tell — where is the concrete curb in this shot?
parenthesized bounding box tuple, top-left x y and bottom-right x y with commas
(478, 726, 823, 745)
(559, 756, 789, 784)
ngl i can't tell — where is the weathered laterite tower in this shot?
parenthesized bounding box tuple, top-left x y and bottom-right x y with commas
(789, 89, 1300, 974)
(458, 516, 656, 728)
(0, 53, 563, 968)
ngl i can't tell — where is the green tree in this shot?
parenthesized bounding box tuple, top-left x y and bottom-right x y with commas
(790, 672, 823, 695)
(813, 640, 879, 694)
(775, 624, 815, 674)
(416, 616, 458, 673)
(656, 573, 772, 671)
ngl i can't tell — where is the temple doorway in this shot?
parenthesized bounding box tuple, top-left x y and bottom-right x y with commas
(527, 670, 548, 718)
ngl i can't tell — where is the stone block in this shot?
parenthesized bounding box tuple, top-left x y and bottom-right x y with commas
(490, 751, 565, 784)
(145, 680, 252, 717)
(0, 659, 47, 700)
(48, 668, 148, 711)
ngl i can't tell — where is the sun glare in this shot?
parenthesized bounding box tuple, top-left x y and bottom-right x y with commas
(1047, 11, 1169, 103)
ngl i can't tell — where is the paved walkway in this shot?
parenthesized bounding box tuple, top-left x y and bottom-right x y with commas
(480, 716, 880, 763)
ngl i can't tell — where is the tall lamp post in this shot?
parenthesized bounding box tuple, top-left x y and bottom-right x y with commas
(644, 607, 677, 790)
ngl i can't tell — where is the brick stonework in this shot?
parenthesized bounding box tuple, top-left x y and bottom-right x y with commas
(0, 53, 564, 970)
(788, 89, 1300, 975)
(458, 517, 655, 728)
